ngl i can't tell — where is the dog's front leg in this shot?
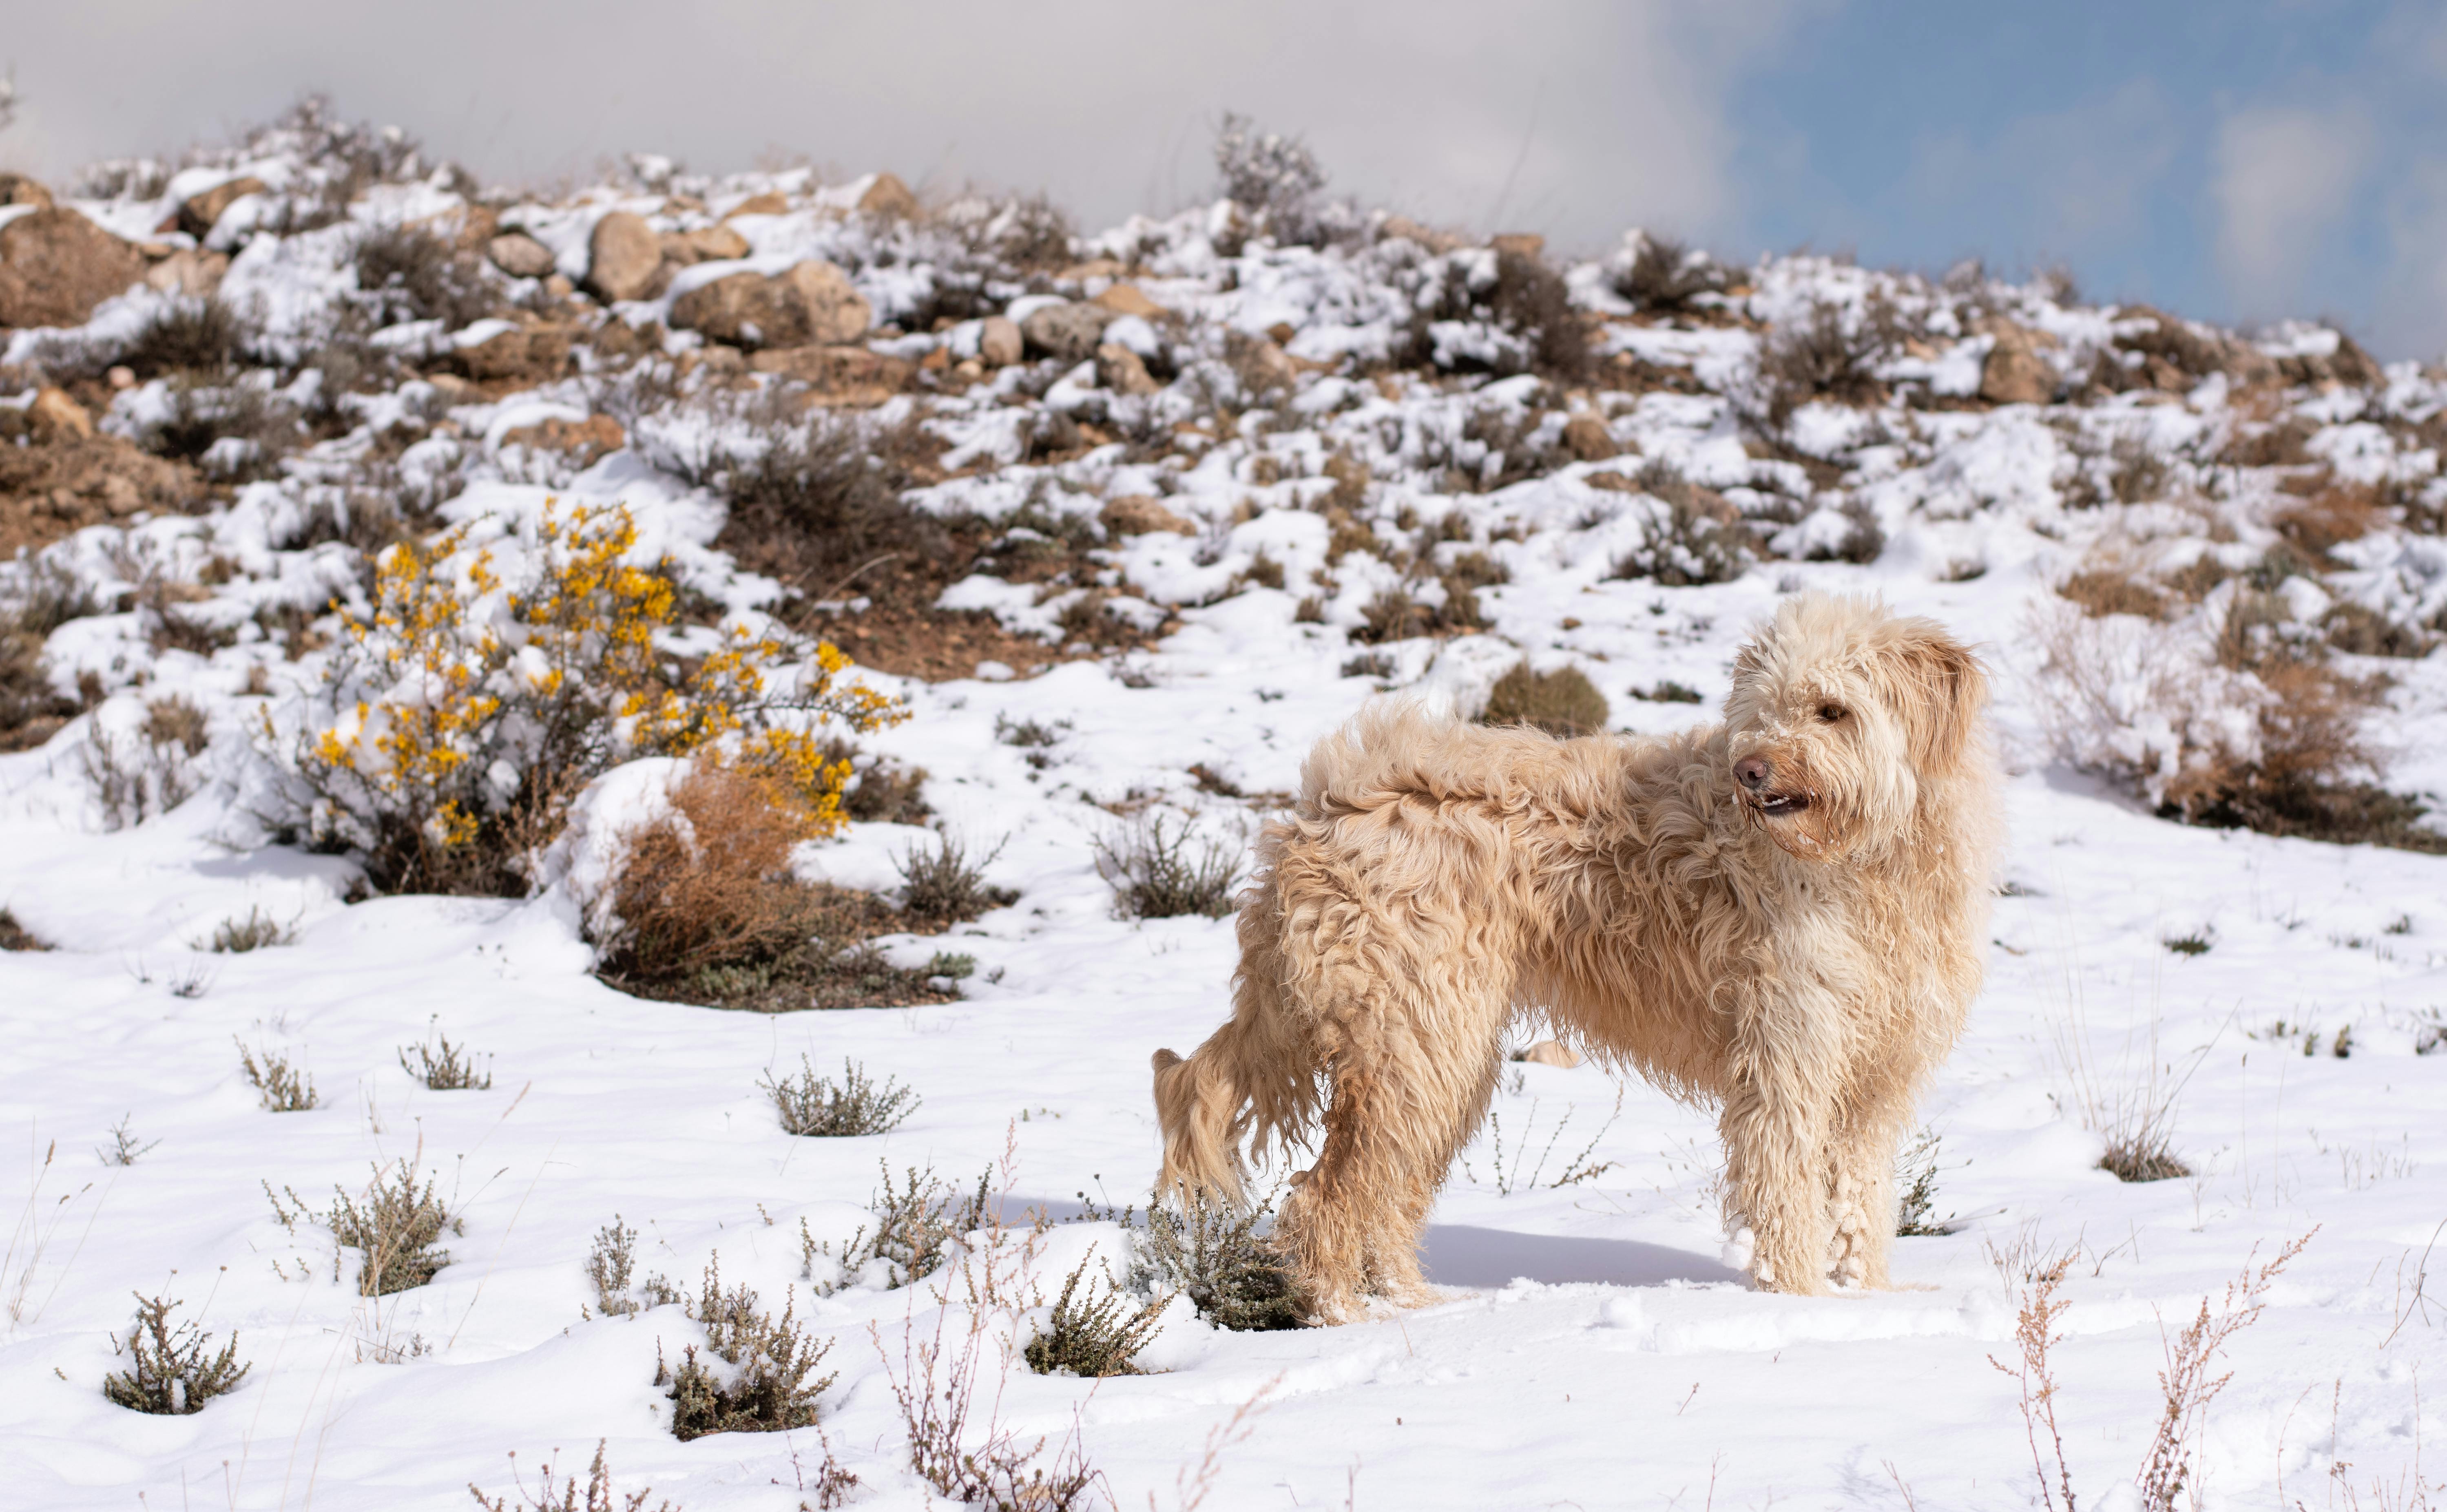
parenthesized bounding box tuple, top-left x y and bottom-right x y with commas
(1717, 985, 1847, 1296)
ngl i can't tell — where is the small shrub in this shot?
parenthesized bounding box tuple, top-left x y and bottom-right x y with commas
(1750, 296, 1898, 430)
(713, 414, 949, 600)
(895, 832, 1019, 926)
(102, 1293, 250, 1414)
(399, 1032, 493, 1090)
(98, 1115, 158, 1166)
(0, 909, 49, 951)
(137, 376, 299, 478)
(1894, 1130, 1950, 1237)
(1135, 1191, 1302, 1332)
(1611, 480, 1752, 588)
(2059, 566, 2169, 621)
(807, 1161, 990, 1294)
(208, 906, 293, 953)
(2162, 931, 2212, 957)
(994, 714, 1068, 748)
(1024, 1255, 1166, 1377)
(236, 1038, 317, 1112)
(117, 298, 254, 380)
(271, 1161, 460, 1295)
(657, 1256, 836, 1440)
(469, 1441, 679, 1512)
(824, 737, 931, 825)
(1339, 650, 1395, 679)
(1215, 111, 1328, 243)
(1633, 680, 1704, 704)
(81, 713, 204, 831)
(1093, 814, 1241, 920)
(1608, 232, 1727, 312)
(889, 1295, 1106, 1511)
(1480, 662, 1608, 738)
(352, 222, 496, 330)
(2100, 1127, 2190, 1185)
(586, 1218, 642, 1318)
(763, 1056, 918, 1137)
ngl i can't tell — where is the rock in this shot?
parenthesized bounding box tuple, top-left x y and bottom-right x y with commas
(29, 389, 93, 442)
(500, 413, 626, 465)
(107, 367, 135, 390)
(1232, 334, 1299, 393)
(0, 429, 195, 556)
(1091, 282, 1167, 320)
(425, 373, 479, 405)
(1380, 215, 1466, 254)
(452, 324, 573, 383)
(177, 176, 269, 241)
(1562, 413, 1618, 462)
(1095, 343, 1159, 396)
(668, 260, 870, 349)
(723, 192, 791, 220)
(486, 232, 556, 279)
(543, 274, 576, 299)
(856, 172, 919, 219)
(746, 345, 914, 405)
(1021, 301, 1114, 363)
(0, 208, 148, 329)
(657, 225, 750, 265)
(1100, 495, 1195, 536)
(142, 248, 229, 299)
(1056, 258, 1129, 283)
(1515, 1040, 1582, 1069)
(1979, 323, 2055, 406)
(585, 211, 664, 303)
(978, 314, 1024, 367)
(0, 175, 51, 210)
(1491, 232, 1546, 261)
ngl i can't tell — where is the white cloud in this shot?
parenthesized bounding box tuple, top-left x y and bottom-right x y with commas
(2210, 103, 2373, 315)
(0, 0, 1803, 254)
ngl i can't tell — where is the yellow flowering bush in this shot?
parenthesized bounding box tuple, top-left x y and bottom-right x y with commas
(286, 500, 904, 894)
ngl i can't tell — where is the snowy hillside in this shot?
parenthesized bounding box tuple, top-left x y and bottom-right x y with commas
(3, 104, 2446, 1510)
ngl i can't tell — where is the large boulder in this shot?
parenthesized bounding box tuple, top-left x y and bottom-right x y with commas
(1020, 301, 1113, 363)
(585, 211, 664, 303)
(669, 261, 869, 349)
(0, 208, 147, 329)
(485, 232, 556, 279)
(177, 176, 268, 241)
(1979, 323, 2056, 406)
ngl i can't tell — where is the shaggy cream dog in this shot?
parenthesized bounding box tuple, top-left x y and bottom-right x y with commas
(1152, 594, 2000, 1321)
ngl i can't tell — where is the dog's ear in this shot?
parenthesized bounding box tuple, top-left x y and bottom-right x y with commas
(1887, 623, 1986, 775)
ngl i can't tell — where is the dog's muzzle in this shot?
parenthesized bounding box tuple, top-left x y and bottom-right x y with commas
(1735, 755, 1812, 818)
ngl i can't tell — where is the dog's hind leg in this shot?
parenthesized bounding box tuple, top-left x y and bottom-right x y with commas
(1273, 962, 1510, 1320)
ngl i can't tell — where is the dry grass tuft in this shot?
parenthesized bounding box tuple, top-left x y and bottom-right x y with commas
(763, 1056, 919, 1137)
(586, 1218, 643, 1319)
(270, 1161, 460, 1295)
(1480, 661, 1609, 738)
(895, 832, 1019, 926)
(882, 1294, 1108, 1510)
(0, 909, 49, 951)
(398, 1032, 492, 1090)
(208, 906, 293, 953)
(468, 1441, 679, 1512)
(235, 1037, 317, 1112)
(808, 1161, 991, 1295)
(102, 1293, 250, 1414)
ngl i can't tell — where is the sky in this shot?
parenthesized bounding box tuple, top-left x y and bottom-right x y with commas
(4, 0, 2445, 358)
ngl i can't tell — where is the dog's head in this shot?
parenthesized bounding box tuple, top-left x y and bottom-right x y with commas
(1721, 595, 1987, 860)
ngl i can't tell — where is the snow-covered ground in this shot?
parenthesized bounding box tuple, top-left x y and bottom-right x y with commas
(4, 112, 2447, 1510)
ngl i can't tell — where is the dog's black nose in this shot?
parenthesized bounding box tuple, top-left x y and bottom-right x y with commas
(1735, 756, 1772, 790)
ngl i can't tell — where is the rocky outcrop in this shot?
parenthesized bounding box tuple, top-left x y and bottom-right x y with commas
(485, 232, 555, 279)
(670, 261, 869, 349)
(0, 209, 147, 329)
(177, 177, 268, 241)
(745, 344, 912, 404)
(1101, 495, 1196, 536)
(1020, 301, 1113, 363)
(585, 211, 664, 303)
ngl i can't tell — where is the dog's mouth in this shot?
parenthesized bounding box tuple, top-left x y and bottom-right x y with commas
(1752, 792, 1811, 818)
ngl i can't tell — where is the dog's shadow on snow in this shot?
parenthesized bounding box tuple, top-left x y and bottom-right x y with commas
(1420, 1225, 1745, 1289)
(1011, 1199, 1743, 1290)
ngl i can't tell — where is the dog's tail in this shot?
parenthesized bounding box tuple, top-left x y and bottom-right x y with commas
(1152, 860, 1320, 1207)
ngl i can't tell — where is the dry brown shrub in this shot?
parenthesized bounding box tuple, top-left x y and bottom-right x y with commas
(2058, 567, 2168, 621)
(599, 765, 820, 984)
(2276, 483, 2379, 559)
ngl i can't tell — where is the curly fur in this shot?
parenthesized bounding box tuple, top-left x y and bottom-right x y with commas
(1152, 594, 2001, 1321)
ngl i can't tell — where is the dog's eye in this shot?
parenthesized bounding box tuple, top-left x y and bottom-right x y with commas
(1817, 704, 1845, 723)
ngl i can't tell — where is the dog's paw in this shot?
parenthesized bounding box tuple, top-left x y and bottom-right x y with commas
(1720, 1225, 1757, 1276)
